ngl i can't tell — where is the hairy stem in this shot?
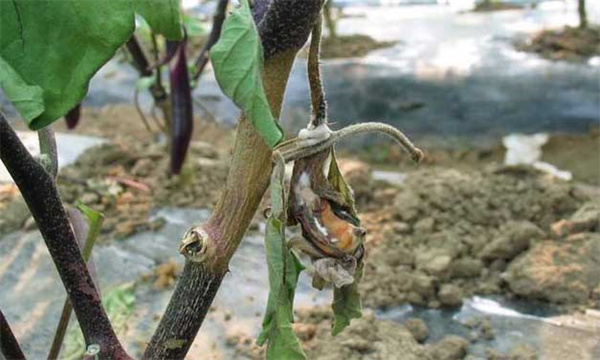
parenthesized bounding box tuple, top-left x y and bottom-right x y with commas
(0, 115, 130, 360)
(0, 309, 25, 360)
(280, 122, 424, 163)
(142, 0, 325, 358)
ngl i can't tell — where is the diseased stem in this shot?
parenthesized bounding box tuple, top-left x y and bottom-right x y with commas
(308, 14, 327, 126)
(142, 0, 325, 358)
(278, 122, 424, 163)
(0, 309, 25, 360)
(0, 114, 130, 360)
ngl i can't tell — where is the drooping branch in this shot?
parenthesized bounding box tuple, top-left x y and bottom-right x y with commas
(0, 309, 25, 360)
(0, 115, 130, 360)
(142, 0, 326, 358)
(193, 0, 229, 80)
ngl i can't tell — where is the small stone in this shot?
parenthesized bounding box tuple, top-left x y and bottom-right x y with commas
(509, 344, 537, 360)
(414, 217, 436, 233)
(480, 221, 544, 261)
(404, 318, 429, 343)
(427, 335, 469, 360)
(438, 284, 464, 307)
(451, 258, 483, 279)
(391, 221, 411, 234)
(416, 250, 452, 275)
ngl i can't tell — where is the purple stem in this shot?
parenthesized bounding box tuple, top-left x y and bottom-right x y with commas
(0, 115, 131, 360)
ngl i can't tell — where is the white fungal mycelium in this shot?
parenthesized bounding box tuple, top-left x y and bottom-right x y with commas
(294, 172, 318, 207)
(314, 219, 328, 237)
(298, 123, 332, 147)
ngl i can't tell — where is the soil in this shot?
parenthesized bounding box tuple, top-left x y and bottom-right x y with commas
(299, 35, 396, 59)
(472, 1, 524, 12)
(355, 164, 598, 310)
(55, 139, 228, 241)
(515, 26, 600, 62)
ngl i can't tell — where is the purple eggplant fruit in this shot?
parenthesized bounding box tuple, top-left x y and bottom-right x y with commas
(168, 36, 193, 175)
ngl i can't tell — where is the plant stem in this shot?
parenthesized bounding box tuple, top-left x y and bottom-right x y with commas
(126, 35, 171, 133)
(193, 0, 229, 81)
(308, 14, 327, 126)
(142, 1, 325, 358)
(0, 114, 130, 360)
(0, 309, 25, 360)
(37, 126, 58, 179)
(48, 208, 103, 360)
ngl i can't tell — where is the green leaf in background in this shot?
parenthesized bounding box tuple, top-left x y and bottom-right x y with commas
(0, 0, 182, 130)
(331, 265, 363, 336)
(183, 13, 209, 37)
(135, 0, 183, 40)
(0, 56, 44, 121)
(210, 0, 283, 148)
(61, 283, 136, 360)
(257, 155, 306, 359)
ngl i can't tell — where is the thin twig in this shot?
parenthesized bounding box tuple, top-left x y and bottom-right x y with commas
(193, 0, 229, 81)
(0, 114, 130, 360)
(134, 87, 154, 134)
(0, 309, 26, 360)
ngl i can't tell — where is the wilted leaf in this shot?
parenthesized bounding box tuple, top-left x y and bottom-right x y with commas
(0, 0, 181, 129)
(257, 155, 306, 359)
(135, 0, 183, 40)
(328, 150, 360, 223)
(331, 265, 363, 336)
(210, 0, 283, 148)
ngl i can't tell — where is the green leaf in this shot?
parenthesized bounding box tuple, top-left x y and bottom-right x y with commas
(0, 0, 135, 129)
(137, 76, 157, 91)
(135, 0, 183, 40)
(331, 265, 363, 336)
(0, 0, 181, 129)
(0, 56, 44, 121)
(257, 155, 306, 359)
(210, 0, 283, 148)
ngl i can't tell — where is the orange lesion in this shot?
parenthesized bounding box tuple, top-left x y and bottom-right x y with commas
(317, 200, 365, 255)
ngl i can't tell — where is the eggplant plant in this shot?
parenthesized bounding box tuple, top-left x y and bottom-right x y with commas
(0, 0, 422, 359)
